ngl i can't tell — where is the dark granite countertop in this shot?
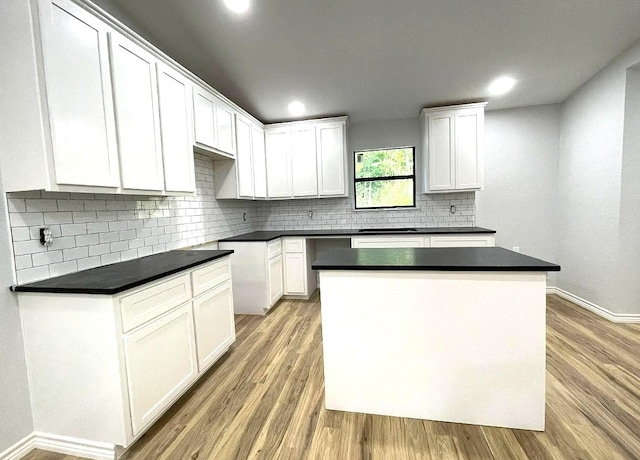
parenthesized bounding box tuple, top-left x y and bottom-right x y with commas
(219, 227, 496, 242)
(11, 250, 234, 295)
(311, 247, 560, 272)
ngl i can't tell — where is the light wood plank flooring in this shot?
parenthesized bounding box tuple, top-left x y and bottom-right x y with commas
(24, 294, 640, 459)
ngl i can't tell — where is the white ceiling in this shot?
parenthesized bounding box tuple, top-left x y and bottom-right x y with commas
(103, 0, 640, 123)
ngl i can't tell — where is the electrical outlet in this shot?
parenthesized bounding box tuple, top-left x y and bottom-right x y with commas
(513, 246, 520, 253)
(40, 227, 53, 246)
(450, 205, 456, 214)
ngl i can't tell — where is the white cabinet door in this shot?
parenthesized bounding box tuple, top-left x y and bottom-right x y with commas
(265, 127, 292, 198)
(455, 108, 483, 190)
(284, 253, 306, 294)
(290, 126, 318, 197)
(157, 63, 195, 193)
(316, 121, 345, 196)
(110, 33, 163, 191)
(252, 124, 267, 198)
(41, 0, 120, 187)
(193, 86, 216, 150)
(123, 303, 197, 436)
(192, 280, 235, 371)
(267, 255, 284, 307)
(427, 111, 456, 191)
(235, 115, 254, 198)
(215, 99, 235, 156)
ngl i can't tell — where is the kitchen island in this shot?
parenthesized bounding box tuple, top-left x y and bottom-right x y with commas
(312, 247, 560, 431)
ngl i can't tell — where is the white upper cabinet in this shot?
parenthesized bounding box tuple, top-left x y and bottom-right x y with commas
(215, 100, 236, 157)
(46, 0, 121, 188)
(252, 125, 267, 199)
(290, 126, 318, 197)
(192, 85, 236, 158)
(235, 114, 254, 198)
(264, 117, 347, 200)
(265, 127, 292, 198)
(110, 33, 164, 191)
(421, 102, 486, 193)
(36, 0, 121, 189)
(193, 86, 217, 152)
(316, 120, 346, 196)
(156, 63, 195, 193)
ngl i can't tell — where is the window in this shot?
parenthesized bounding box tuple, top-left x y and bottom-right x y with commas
(354, 147, 415, 209)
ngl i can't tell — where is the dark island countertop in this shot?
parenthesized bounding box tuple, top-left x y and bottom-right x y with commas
(11, 250, 234, 295)
(311, 247, 560, 272)
(219, 227, 496, 242)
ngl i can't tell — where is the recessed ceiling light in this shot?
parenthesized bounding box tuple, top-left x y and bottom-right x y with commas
(288, 101, 305, 117)
(224, 0, 250, 14)
(488, 76, 517, 96)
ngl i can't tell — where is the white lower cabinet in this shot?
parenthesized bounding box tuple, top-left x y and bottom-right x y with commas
(352, 234, 495, 248)
(193, 280, 235, 370)
(17, 256, 234, 454)
(430, 235, 495, 247)
(282, 238, 317, 297)
(218, 239, 285, 315)
(268, 255, 284, 306)
(124, 303, 198, 436)
(350, 236, 429, 248)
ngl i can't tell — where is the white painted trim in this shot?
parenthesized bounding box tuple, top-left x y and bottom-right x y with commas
(547, 287, 640, 323)
(0, 433, 35, 460)
(32, 433, 116, 460)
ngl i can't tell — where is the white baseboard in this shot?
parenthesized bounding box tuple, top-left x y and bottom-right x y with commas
(0, 433, 35, 460)
(547, 287, 640, 323)
(32, 433, 116, 460)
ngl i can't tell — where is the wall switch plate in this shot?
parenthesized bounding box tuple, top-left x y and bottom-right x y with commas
(40, 227, 53, 246)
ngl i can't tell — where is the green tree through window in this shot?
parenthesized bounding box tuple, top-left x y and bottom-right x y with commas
(354, 147, 415, 209)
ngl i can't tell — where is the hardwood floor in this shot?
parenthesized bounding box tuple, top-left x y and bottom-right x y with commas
(24, 294, 640, 460)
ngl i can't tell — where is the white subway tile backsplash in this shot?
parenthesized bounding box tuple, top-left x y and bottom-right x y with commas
(25, 199, 58, 212)
(49, 260, 77, 277)
(15, 255, 33, 270)
(7, 154, 475, 284)
(89, 243, 110, 257)
(14, 240, 44, 256)
(44, 212, 73, 225)
(17, 266, 50, 284)
(75, 234, 99, 247)
(60, 223, 87, 237)
(32, 250, 63, 267)
(63, 247, 89, 261)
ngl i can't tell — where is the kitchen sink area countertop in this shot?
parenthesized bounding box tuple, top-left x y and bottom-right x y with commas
(218, 226, 496, 242)
(11, 250, 234, 295)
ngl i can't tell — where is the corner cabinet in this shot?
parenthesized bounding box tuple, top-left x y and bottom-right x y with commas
(421, 103, 487, 193)
(192, 85, 236, 158)
(18, 256, 235, 451)
(264, 117, 348, 200)
(213, 114, 266, 199)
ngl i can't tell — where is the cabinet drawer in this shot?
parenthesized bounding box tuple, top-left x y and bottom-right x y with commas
(191, 257, 231, 296)
(120, 273, 192, 333)
(283, 238, 304, 253)
(267, 239, 282, 259)
(351, 236, 426, 248)
(429, 235, 495, 247)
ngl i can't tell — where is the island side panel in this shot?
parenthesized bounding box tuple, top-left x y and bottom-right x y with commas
(318, 270, 546, 431)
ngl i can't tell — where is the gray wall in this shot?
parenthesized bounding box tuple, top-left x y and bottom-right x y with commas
(477, 105, 561, 283)
(557, 39, 640, 314)
(0, 174, 34, 452)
